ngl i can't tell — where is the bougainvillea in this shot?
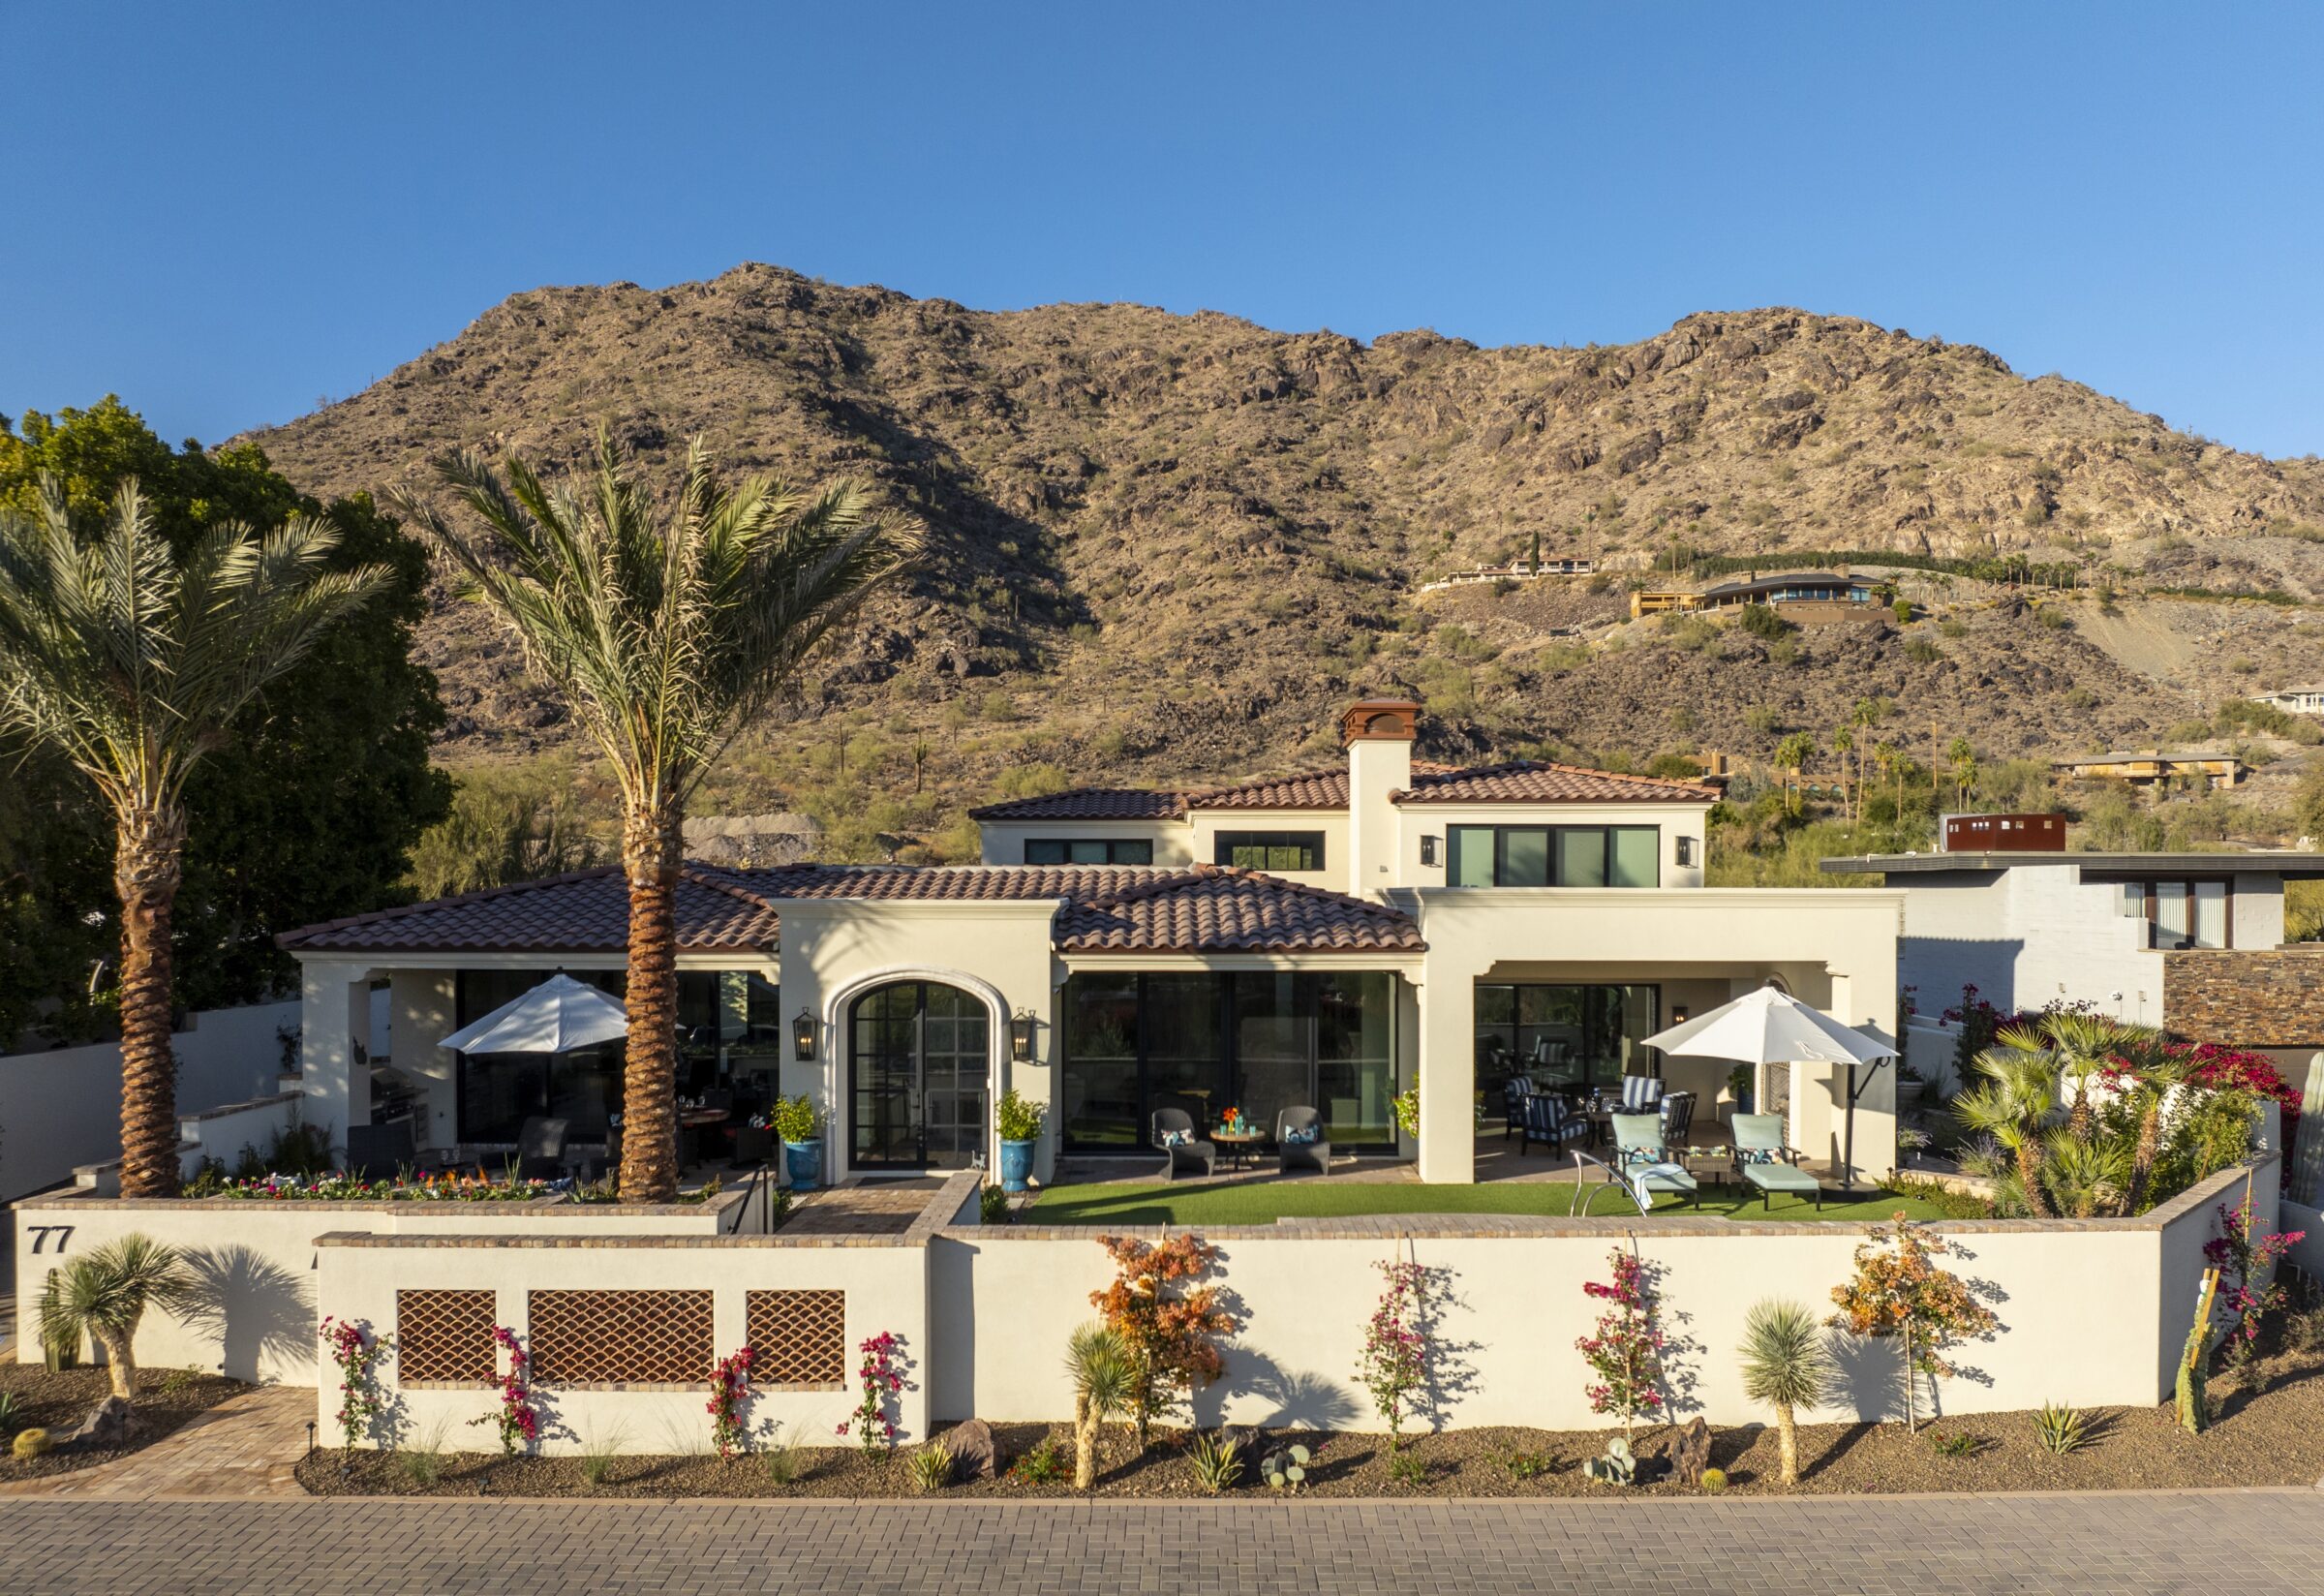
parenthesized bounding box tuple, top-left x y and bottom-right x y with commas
(1575, 1247, 1666, 1438)
(1827, 1216, 1996, 1431)
(840, 1332, 903, 1453)
(708, 1345, 754, 1459)
(470, 1325, 540, 1455)
(2204, 1190, 2307, 1364)
(1357, 1258, 1430, 1450)
(318, 1316, 390, 1450)
(1091, 1233, 1240, 1447)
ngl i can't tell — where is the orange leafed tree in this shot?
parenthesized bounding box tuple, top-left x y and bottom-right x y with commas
(1091, 1233, 1239, 1447)
(1827, 1214, 1997, 1431)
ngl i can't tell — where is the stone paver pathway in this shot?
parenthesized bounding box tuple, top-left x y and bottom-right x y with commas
(0, 1383, 309, 1500)
(1, 1488, 2320, 1593)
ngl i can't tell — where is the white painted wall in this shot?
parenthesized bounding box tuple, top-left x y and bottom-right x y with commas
(0, 998, 296, 1201)
(1186, 807, 1348, 891)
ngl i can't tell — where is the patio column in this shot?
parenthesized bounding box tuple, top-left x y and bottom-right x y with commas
(1415, 976, 1475, 1183)
(299, 960, 371, 1148)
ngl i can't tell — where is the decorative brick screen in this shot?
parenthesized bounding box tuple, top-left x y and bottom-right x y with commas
(746, 1289, 846, 1387)
(395, 1289, 497, 1385)
(528, 1290, 714, 1385)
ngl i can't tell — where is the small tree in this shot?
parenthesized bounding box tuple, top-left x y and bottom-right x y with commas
(1063, 1321, 1132, 1489)
(1827, 1216, 1996, 1430)
(1090, 1234, 1238, 1448)
(1357, 1259, 1431, 1451)
(35, 1234, 189, 1403)
(1736, 1299, 1834, 1486)
(1575, 1246, 1666, 1441)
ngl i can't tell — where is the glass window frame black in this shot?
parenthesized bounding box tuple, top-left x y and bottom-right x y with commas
(1059, 969, 1397, 1151)
(1471, 981, 1664, 1097)
(1212, 830, 1328, 872)
(1024, 838, 1155, 866)
(1446, 824, 1662, 888)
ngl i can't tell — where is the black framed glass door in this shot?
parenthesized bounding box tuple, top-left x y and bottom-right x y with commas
(849, 981, 990, 1169)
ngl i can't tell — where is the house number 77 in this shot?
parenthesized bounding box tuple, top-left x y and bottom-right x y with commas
(26, 1225, 73, 1255)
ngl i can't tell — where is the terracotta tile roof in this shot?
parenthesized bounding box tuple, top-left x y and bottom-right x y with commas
(966, 787, 1188, 820)
(1393, 760, 1720, 804)
(276, 868, 784, 955)
(280, 864, 1422, 958)
(1186, 769, 1349, 810)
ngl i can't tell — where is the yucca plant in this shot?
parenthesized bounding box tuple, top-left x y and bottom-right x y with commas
(2034, 1400, 2090, 1456)
(908, 1440, 956, 1492)
(0, 479, 387, 1196)
(391, 433, 913, 1201)
(1063, 1321, 1132, 1490)
(35, 1234, 191, 1403)
(1736, 1298, 1835, 1487)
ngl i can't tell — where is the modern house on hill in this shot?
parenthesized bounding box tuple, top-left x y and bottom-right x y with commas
(2051, 750, 2250, 787)
(1630, 569, 1877, 621)
(281, 700, 1903, 1187)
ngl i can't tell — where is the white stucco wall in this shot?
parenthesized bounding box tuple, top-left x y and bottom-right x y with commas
(1186, 808, 1348, 891)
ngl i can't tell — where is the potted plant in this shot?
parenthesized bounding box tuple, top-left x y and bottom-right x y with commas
(1727, 1063, 1754, 1118)
(994, 1089, 1046, 1192)
(773, 1093, 825, 1192)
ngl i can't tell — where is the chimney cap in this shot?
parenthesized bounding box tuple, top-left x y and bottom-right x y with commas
(1341, 699, 1421, 747)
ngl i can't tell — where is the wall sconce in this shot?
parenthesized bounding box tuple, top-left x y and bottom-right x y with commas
(1669, 1005, 1690, 1025)
(1010, 1009, 1038, 1063)
(792, 1008, 816, 1062)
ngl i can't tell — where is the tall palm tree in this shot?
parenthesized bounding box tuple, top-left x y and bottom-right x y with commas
(36, 1233, 191, 1403)
(1954, 1025, 2064, 1217)
(2115, 1029, 2191, 1214)
(0, 479, 388, 1197)
(392, 432, 914, 1201)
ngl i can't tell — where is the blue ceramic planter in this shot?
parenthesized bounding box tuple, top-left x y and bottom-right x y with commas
(998, 1137, 1037, 1193)
(783, 1138, 822, 1192)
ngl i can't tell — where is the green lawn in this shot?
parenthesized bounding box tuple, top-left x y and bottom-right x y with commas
(1024, 1179, 1955, 1227)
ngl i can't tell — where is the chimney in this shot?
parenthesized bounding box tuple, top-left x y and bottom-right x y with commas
(1342, 699, 1418, 899)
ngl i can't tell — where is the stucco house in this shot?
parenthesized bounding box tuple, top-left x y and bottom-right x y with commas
(282, 700, 1903, 1186)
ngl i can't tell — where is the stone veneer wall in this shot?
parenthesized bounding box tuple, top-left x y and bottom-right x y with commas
(2164, 949, 2324, 1047)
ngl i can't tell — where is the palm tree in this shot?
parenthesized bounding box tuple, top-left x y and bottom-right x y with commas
(1064, 1321, 1132, 1490)
(1737, 1298, 1834, 1486)
(2034, 1011, 2146, 1141)
(1774, 731, 1816, 813)
(2115, 1030, 2191, 1214)
(0, 480, 388, 1197)
(1953, 1026, 2064, 1217)
(1830, 727, 1855, 821)
(2040, 1127, 2131, 1218)
(392, 433, 914, 1200)
(37, 1234, 191, 1402)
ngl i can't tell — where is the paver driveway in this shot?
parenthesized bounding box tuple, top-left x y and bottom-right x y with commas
(1, 1489, 2320, 1594)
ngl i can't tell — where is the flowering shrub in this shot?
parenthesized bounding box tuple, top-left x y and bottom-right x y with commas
(708, 1345, 754, 1459)
(318, 1316, 390, 1450)
(840, 1332, 903, 1453)
(1357, 1259, 1430, 1450)
(1091, 1233, 1240, 1447)
(201, 1169, 553, 1203)
(2204, 1190, 2307, 1364)
(1827, 1216, 1996, 1431)
(1575, 1248, 1666, 1438)
(470, 1325, 540, 1455)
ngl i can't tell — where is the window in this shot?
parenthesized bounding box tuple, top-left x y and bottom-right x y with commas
(1445, 825, 1661, 887)
(1473, 983, 1660, 1094)
(2112, 879, 2231, 950)
(1024, 838, 1153, 865)
(1214, 831, 1326, 872)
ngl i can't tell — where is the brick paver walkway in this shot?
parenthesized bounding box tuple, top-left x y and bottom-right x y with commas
(0, 1384, 309, 1500)
(0, 1488, 2318, 1593)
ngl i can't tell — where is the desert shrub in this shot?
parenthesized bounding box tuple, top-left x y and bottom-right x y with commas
(1904, 636, 1943, 663)
(1737, 602, 1790, 641)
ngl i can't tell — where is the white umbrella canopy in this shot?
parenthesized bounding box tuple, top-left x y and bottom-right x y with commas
(440, 973, 629, 1056)
(1642, 984, 1896, 1066)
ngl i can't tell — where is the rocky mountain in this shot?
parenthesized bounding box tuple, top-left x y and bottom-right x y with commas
(246, 263, 2324, 806)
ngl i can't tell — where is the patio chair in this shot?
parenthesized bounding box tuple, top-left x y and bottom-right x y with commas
(1518, 1090, 1589, 1156)
(1151, 1108, 1216, 1182)
(1275, 1106, 1331, 1175)
(1500, 1076, 1534, 1140)
(1618, 1075, 1665, 1112)
(1607, 1111, 1697, 1209)
(513, 1116, 570, 1182)
(1730, 1113, 1822, 1211)
(1658, 1090, 1697, 1145)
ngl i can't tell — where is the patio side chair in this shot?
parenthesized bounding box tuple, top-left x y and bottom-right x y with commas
(1150, 1107, 1216, 1182)
(1518, 1091, 1589, 1156)
(1608, 1111, 1697, 1209)
(1274, 1106, 1331, 1175)
(1500, 1076, 1533, 1141)
(513, 1116, 570, 1182)
(1730, 1112, 1823, 1211)
(1658, 1090, 1697, 1145)
(1618, 1075, 1665, 1113)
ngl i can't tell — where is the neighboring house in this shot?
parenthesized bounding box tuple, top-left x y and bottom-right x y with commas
(1820, 841, 2324, 1071)
(2251, 686, 2324, 717)
(2051, 749, 2250, 787)
(1630, 569, 1877, 621)
(282, 700, 1904, 1185)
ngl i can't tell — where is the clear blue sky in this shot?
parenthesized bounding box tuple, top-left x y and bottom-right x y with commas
(6, 2, 2320, 458)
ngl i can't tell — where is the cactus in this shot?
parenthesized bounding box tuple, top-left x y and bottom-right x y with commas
(1699, 1466, 1728, 1493)
(1261, 1443, 1311, 1492)
(12, 1427, 53, 1460)
(1581, 1435, 1636, 1486)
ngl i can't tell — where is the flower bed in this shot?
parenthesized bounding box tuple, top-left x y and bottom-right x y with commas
(185, 1170, 556, 1203)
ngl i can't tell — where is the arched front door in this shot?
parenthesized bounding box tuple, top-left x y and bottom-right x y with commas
(848, 980, 991, 1169)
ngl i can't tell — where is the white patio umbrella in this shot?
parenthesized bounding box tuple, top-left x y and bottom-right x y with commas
(1642, 984, 1897, 1192)
(439, 972, 629, 1056)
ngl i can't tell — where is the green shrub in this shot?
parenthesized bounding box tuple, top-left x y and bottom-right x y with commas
(980, 1184, 1012, 1225)
(995, 1089, 1046, 1142)
(1927, 1430, 1984, 1458)
(1499, 1448, 1560, 1480)
(0, 1392, 19, 1436)
(1892, 598, 1913, 623)
(1904, 636, 1943, 664)
(1737, 603, 1790, 641)
(771, 1094, 824, 1143)
(1010, 1437, 1068, 1484)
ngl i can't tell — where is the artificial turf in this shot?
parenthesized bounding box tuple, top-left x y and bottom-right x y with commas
(1023, 1178, 1954, 1226)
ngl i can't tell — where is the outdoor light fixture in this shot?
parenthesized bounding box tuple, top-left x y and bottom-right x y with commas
(1010, 1008, 1038, 1062)
(1669, 1005, 1690, 1025)
(792, 1007, 816, 1061)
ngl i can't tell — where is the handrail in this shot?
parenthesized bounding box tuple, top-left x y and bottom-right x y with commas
(728, 1160, 773, 1235)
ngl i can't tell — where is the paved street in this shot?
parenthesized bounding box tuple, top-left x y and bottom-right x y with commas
(1, 1489, 2320, 1594)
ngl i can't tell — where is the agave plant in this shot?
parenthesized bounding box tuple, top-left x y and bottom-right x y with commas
(36, 1234, 191, 1403)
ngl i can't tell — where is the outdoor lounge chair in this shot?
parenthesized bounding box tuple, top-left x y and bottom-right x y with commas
(1275, 1106, 1331, 1175)
(1607, 1111, 1697, 1209)
(1730, 1113, 1822, 1210)
(1518, 1090, 1589, 1155)
(513, 1116, 570, 1182)
(1618, 1075, 1665, 1112)
(1151, 1108, 1216, 1182)
(1500, 1076, 1534, 1140)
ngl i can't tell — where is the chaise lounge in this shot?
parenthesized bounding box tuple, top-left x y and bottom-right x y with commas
(1730, 1113, 1822, 1211)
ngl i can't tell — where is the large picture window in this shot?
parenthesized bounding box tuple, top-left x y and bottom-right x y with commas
(1473, 983, 1661, 1097)
(1024, 838, 1154, 865)
(1447, 825, 1660, 887)
(2114, 878, 2231, 950)
(1060, 970, 1397, 1150)
(1214, 831, 1326, 872)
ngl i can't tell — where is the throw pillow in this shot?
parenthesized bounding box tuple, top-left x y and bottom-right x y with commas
(1161, 1129, 1189, 1148)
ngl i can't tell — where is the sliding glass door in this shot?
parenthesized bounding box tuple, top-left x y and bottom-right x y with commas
(1472, 982, 1662, 1099)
